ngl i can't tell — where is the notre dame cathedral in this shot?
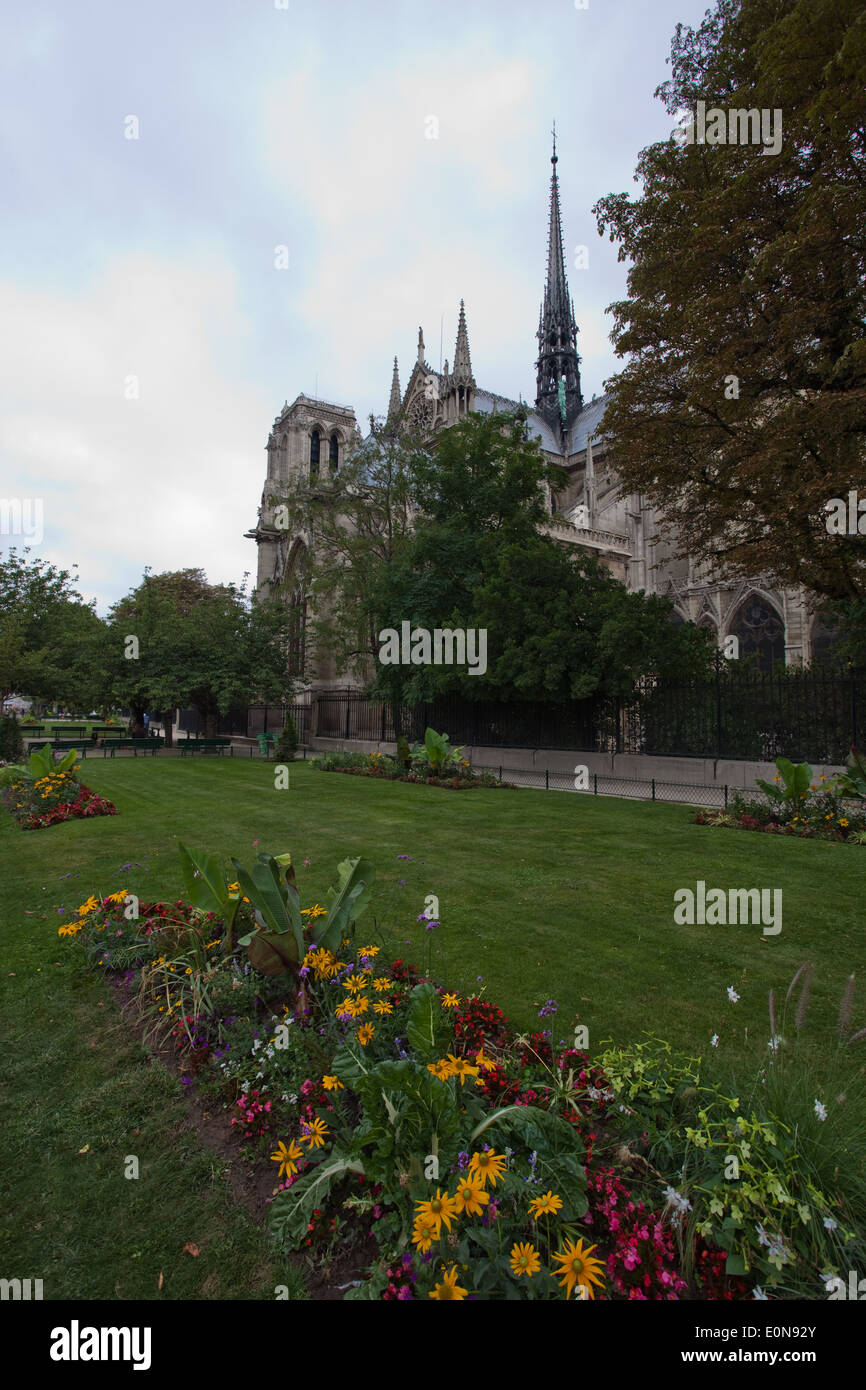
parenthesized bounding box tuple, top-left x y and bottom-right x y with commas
(247, 140, 836, 693)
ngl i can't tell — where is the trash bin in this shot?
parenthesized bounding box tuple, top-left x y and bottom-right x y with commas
(256, 733, 270, 755)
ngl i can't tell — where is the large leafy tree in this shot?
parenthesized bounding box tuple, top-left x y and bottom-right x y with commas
(370, 409, 714, 703)
(593, 0, 866, 604)
(102, 569, 299, 737)
(0, 547, 103, 709)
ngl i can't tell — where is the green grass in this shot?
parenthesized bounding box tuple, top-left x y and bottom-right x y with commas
(2, 756, 864, 1298)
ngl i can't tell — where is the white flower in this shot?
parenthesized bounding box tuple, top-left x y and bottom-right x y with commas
(727, 986, 740, 1004)
(710, 1034, 719, 1047)
(767, 1035, 783, 1053)
(814, 1099, 827, 1122)
(823, 1216, 838, 1231)
(753, 1286, 768, 1300)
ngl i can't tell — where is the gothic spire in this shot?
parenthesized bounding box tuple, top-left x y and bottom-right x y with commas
(535, 128, 582, 434)
(387, 356, 402, 420)
(452, 299, 474, 383)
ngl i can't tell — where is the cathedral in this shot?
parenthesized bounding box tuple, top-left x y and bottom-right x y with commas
(247, 140, 835, 692)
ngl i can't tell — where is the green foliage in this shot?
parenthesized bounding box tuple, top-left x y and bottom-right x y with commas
(102, 569, 300, 732)
(592, 0, 866, 604)
(395, 735, 411, 770)
(0, 714, 24, 762)
(405, 981, 452, 1061)
(756, 757, 814, 804)
(831, 746, 866, 801)
(272, 716, 299, 762)
(0, 547, 103, 708)
(177, 840, 242, 953)
(422, 728, 464, 775)
(26, 742, 78, 781)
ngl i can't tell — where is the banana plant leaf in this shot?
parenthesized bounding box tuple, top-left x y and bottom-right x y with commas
(315, 856, 375, 953)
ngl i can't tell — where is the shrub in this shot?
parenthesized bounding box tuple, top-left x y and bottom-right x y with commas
(0, 714, 23, 762)
(273, 715, 299, 762)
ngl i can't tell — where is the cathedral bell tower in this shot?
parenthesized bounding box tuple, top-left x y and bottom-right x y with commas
(535, 129, 583, 436)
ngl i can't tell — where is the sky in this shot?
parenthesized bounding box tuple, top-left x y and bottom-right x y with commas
(0, 0, 713, 615)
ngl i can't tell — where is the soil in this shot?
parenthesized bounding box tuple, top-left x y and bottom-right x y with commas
(106, 976, 377, 1300)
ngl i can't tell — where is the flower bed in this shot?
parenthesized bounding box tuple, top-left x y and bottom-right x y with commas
(313, 749, 512, 790)
(1, 750, 117, 829)
(57, 845, 856, 1301)
(695, 791, 865, 844)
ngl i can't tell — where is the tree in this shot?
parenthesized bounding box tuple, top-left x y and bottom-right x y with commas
(592, 0, 866, 604)
(0, 547, 103, 709)
(102, 569, 300, 738)
(370, 409, 714, 703)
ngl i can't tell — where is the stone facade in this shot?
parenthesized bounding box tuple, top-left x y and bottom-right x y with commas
(247, 143, 834, 687)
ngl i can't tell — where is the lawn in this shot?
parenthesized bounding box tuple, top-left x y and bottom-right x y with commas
(2, 756, 864, 1299)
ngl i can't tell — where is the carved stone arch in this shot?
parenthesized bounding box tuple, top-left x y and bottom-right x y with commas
(726, 589, 785, 671)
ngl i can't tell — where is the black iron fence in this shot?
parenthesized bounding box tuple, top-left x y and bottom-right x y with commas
(177, 704, 313, 741)
(309, 666, 864, 764)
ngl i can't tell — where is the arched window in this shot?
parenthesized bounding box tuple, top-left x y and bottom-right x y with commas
(310, 429, 320, 477)
(329, 433, 339, 473)
(729, 596, 785, 672)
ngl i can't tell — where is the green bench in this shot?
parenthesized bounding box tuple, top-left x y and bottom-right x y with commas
(51, 724, 87, 737)
(179, 737, 231, 756)
(20, 724, 45, 736)
(92, 726, 126, 738)
(104, 739, 163, 756)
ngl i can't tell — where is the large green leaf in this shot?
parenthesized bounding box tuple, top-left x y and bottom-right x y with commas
(231, 854, 304, 959)
(406, 981, 448, 1061)
(270, 1150, 364, 1249)
(315, 856, 375, 953)
(246, 929, 298, 977)
(177, 840, 231, 917)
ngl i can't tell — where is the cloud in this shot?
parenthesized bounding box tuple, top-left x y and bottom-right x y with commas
(0, 251, 266, 612)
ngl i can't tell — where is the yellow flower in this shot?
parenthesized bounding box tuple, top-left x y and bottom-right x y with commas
(77, 896, 99, 916)
(343, 976, 367, 995)
(429, 1265, 468, 1301)
(358, 945, 380, 957)
(411, 1214, 438, 1253)
(300, 903, 327, 919)
(468, 1149, 507, 1189)
(337, 998, 359, 1018)
(510, 1242, 541, 1278)
(300, 1117, 330, 1149)
(840, 818, 849, 828)
(354, 995, 371, 1015)
(529, 1191, 563, 1219)
(372, 976, 391, 993)
(551, 1237, 605, 1300)
(453, 1177, 490, 1217)
(446, 1055, 480, 1086)
(427, 1059, 453, 1081)
(322, 1074, 344, 1091)
(415, 1188, 458, 1239)
(373, 1000, 393, 1016)
(441, 992, 460, 1008)
(357, 1023, 375, 1046)
(270, 1138, 303, 1178)
(473, 1048, 498, 1073)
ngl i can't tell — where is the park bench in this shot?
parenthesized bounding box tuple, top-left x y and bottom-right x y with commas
(92, 726, 126, 738)
(179, 737, 231, 756)
(51, 725, 87, 737)
(104, 738, 163, 756)
(21, 725, 45, 736)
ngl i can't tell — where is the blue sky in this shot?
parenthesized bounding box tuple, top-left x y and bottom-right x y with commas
(0, 0, 711, 614)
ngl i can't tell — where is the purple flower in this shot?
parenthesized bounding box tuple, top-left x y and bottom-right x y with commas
(457, 1151, 470, 1170)
(299, 966, 310, 978)
(397, 855, 412, 861)
(537, 998, 558, 1019)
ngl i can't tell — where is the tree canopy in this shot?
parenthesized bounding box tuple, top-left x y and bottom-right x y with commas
(592, 0, 866, 604)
